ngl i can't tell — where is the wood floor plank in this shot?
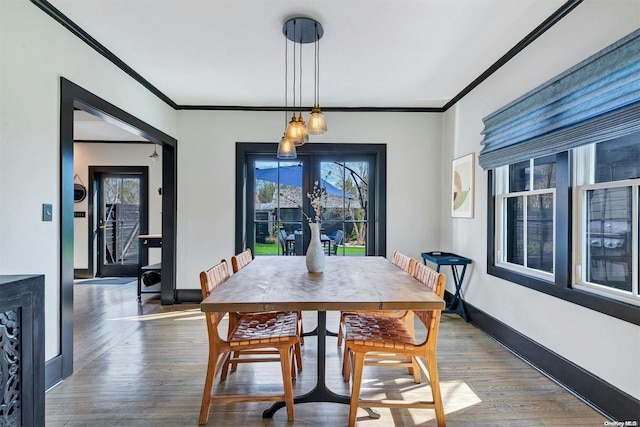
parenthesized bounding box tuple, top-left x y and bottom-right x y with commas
(45, 283, 608, 426)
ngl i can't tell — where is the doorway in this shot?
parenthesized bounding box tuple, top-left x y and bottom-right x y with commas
(91, 167, 149, 277)
(237, 143, 386, 257)
(57, 77, 177, 385)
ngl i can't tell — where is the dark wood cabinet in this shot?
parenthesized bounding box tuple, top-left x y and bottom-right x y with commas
(0, 275, 45, 427)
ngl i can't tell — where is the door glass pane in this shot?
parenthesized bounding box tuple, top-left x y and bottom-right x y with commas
(585, 187, 633, 292)
(254, 161, 303, 255)
(101, 176, 140, 266)
(527, 193, 554, 273)
(506, 196, 524, 266)
(321, 161, 368, 256)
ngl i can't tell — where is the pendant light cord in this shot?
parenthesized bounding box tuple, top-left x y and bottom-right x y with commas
(314, 23, 318, 106)
(292, 20, 296, 117)
(284, 25, 288, 127)
(317, 24, 320, 106)
(299, 29, 303, 117)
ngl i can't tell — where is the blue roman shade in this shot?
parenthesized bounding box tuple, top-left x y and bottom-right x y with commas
(479, 29, 640, 170)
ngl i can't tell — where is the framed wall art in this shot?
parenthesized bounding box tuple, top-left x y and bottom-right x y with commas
(451, 153, 474, 218)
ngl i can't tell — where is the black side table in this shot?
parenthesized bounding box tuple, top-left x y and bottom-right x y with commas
(138, 234, 162, 302)
(421, 251, 472, 322)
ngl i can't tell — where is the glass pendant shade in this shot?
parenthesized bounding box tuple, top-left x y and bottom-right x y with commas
(308, 105, 327, 135)
(295, 114, 309, 146)
(277, 134, 297, 159)
(149, 145, 160, 161)
(285, 116, 306, 146)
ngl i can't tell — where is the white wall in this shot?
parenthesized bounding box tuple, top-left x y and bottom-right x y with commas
(440, 0, 640, 399)
(0, 1, 176, 360)
(73, 143, 164, 270)
(175, 110, 443, 290)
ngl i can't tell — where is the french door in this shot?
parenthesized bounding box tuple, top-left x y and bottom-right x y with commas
(93, 167, 148, 277)
(243, 147, 382, 257)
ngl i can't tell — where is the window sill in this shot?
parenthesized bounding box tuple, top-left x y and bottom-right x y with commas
(487, 264, 639, 326)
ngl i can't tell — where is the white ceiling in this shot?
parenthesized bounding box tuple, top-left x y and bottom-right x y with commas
(73, 110, 149, 141)
(50, 0, 569, 110)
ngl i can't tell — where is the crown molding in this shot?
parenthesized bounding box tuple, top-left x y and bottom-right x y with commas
(31, 0, 581, 113)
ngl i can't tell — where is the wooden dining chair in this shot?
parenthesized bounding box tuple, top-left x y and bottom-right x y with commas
(230, 247, 253, 273)
(199, 259, 299, 424)
(337, 251, 420, 381)
(342, 261, 447, 427)
(222, 248, 303, 380)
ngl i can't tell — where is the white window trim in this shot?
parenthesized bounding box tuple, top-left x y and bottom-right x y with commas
(494, 162, 556, 281)
(574, 179, 639, 306)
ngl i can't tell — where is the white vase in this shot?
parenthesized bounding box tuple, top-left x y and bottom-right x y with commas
(305, 222, 325, 273)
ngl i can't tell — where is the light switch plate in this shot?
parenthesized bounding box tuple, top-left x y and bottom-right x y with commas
(42, 204, 52, 221)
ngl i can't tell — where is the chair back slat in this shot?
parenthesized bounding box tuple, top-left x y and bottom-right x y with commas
(231, 248, 253, 273)
(411, 261, 446, 344)
(392, 251, 416, 275)
(200, 260, 231, 333)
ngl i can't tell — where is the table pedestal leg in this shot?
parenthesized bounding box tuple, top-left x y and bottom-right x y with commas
(263, 311, 349, 418)
(302, 326, 338, 338)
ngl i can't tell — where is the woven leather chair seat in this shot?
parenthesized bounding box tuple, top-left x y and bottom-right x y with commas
(343, 312, 415, 350)
(228, 248, 303, 376)
(230, 311, 299, 346)
(337, 251, 415, 347)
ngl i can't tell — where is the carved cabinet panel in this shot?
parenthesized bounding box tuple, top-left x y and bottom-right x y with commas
(0, 276, 44, 427)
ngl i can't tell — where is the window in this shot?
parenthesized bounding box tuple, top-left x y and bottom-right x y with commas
(481, 31, 639, 324)
(494, 156, 556, 280)
(488, 138, 639, 323)
(574, 136, 640, 305)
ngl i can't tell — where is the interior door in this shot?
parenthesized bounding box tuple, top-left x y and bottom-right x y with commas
(96, 169, 148, 276)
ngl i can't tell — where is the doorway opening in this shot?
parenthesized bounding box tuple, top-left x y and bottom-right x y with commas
(57, 77, 177, 385)
(237, 143, 386, 257)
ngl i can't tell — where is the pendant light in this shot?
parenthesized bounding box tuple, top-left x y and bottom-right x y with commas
(295, 30, 309, 146)
(149, 145, 159, 161)
(284, 19, 304, 145)
(280, 17, 325, 152)
(308, 21, 327, 135)
(277, 22, 297, 159)
(277, 134, 297, 159)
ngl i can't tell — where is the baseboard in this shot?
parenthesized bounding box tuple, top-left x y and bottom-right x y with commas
(175, 289, 202, 303)
(463, 299, 640, 421)
(73, 269, 91, 279)
(45, 355, 63, 391)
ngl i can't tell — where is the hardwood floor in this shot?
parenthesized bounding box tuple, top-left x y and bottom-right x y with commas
(46, 283, 607, 426)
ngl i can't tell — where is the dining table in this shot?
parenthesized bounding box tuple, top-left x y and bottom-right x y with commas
(200, 255, 445, 418)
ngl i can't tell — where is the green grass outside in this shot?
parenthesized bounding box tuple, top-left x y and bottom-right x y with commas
(254, 242, 366, 256)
